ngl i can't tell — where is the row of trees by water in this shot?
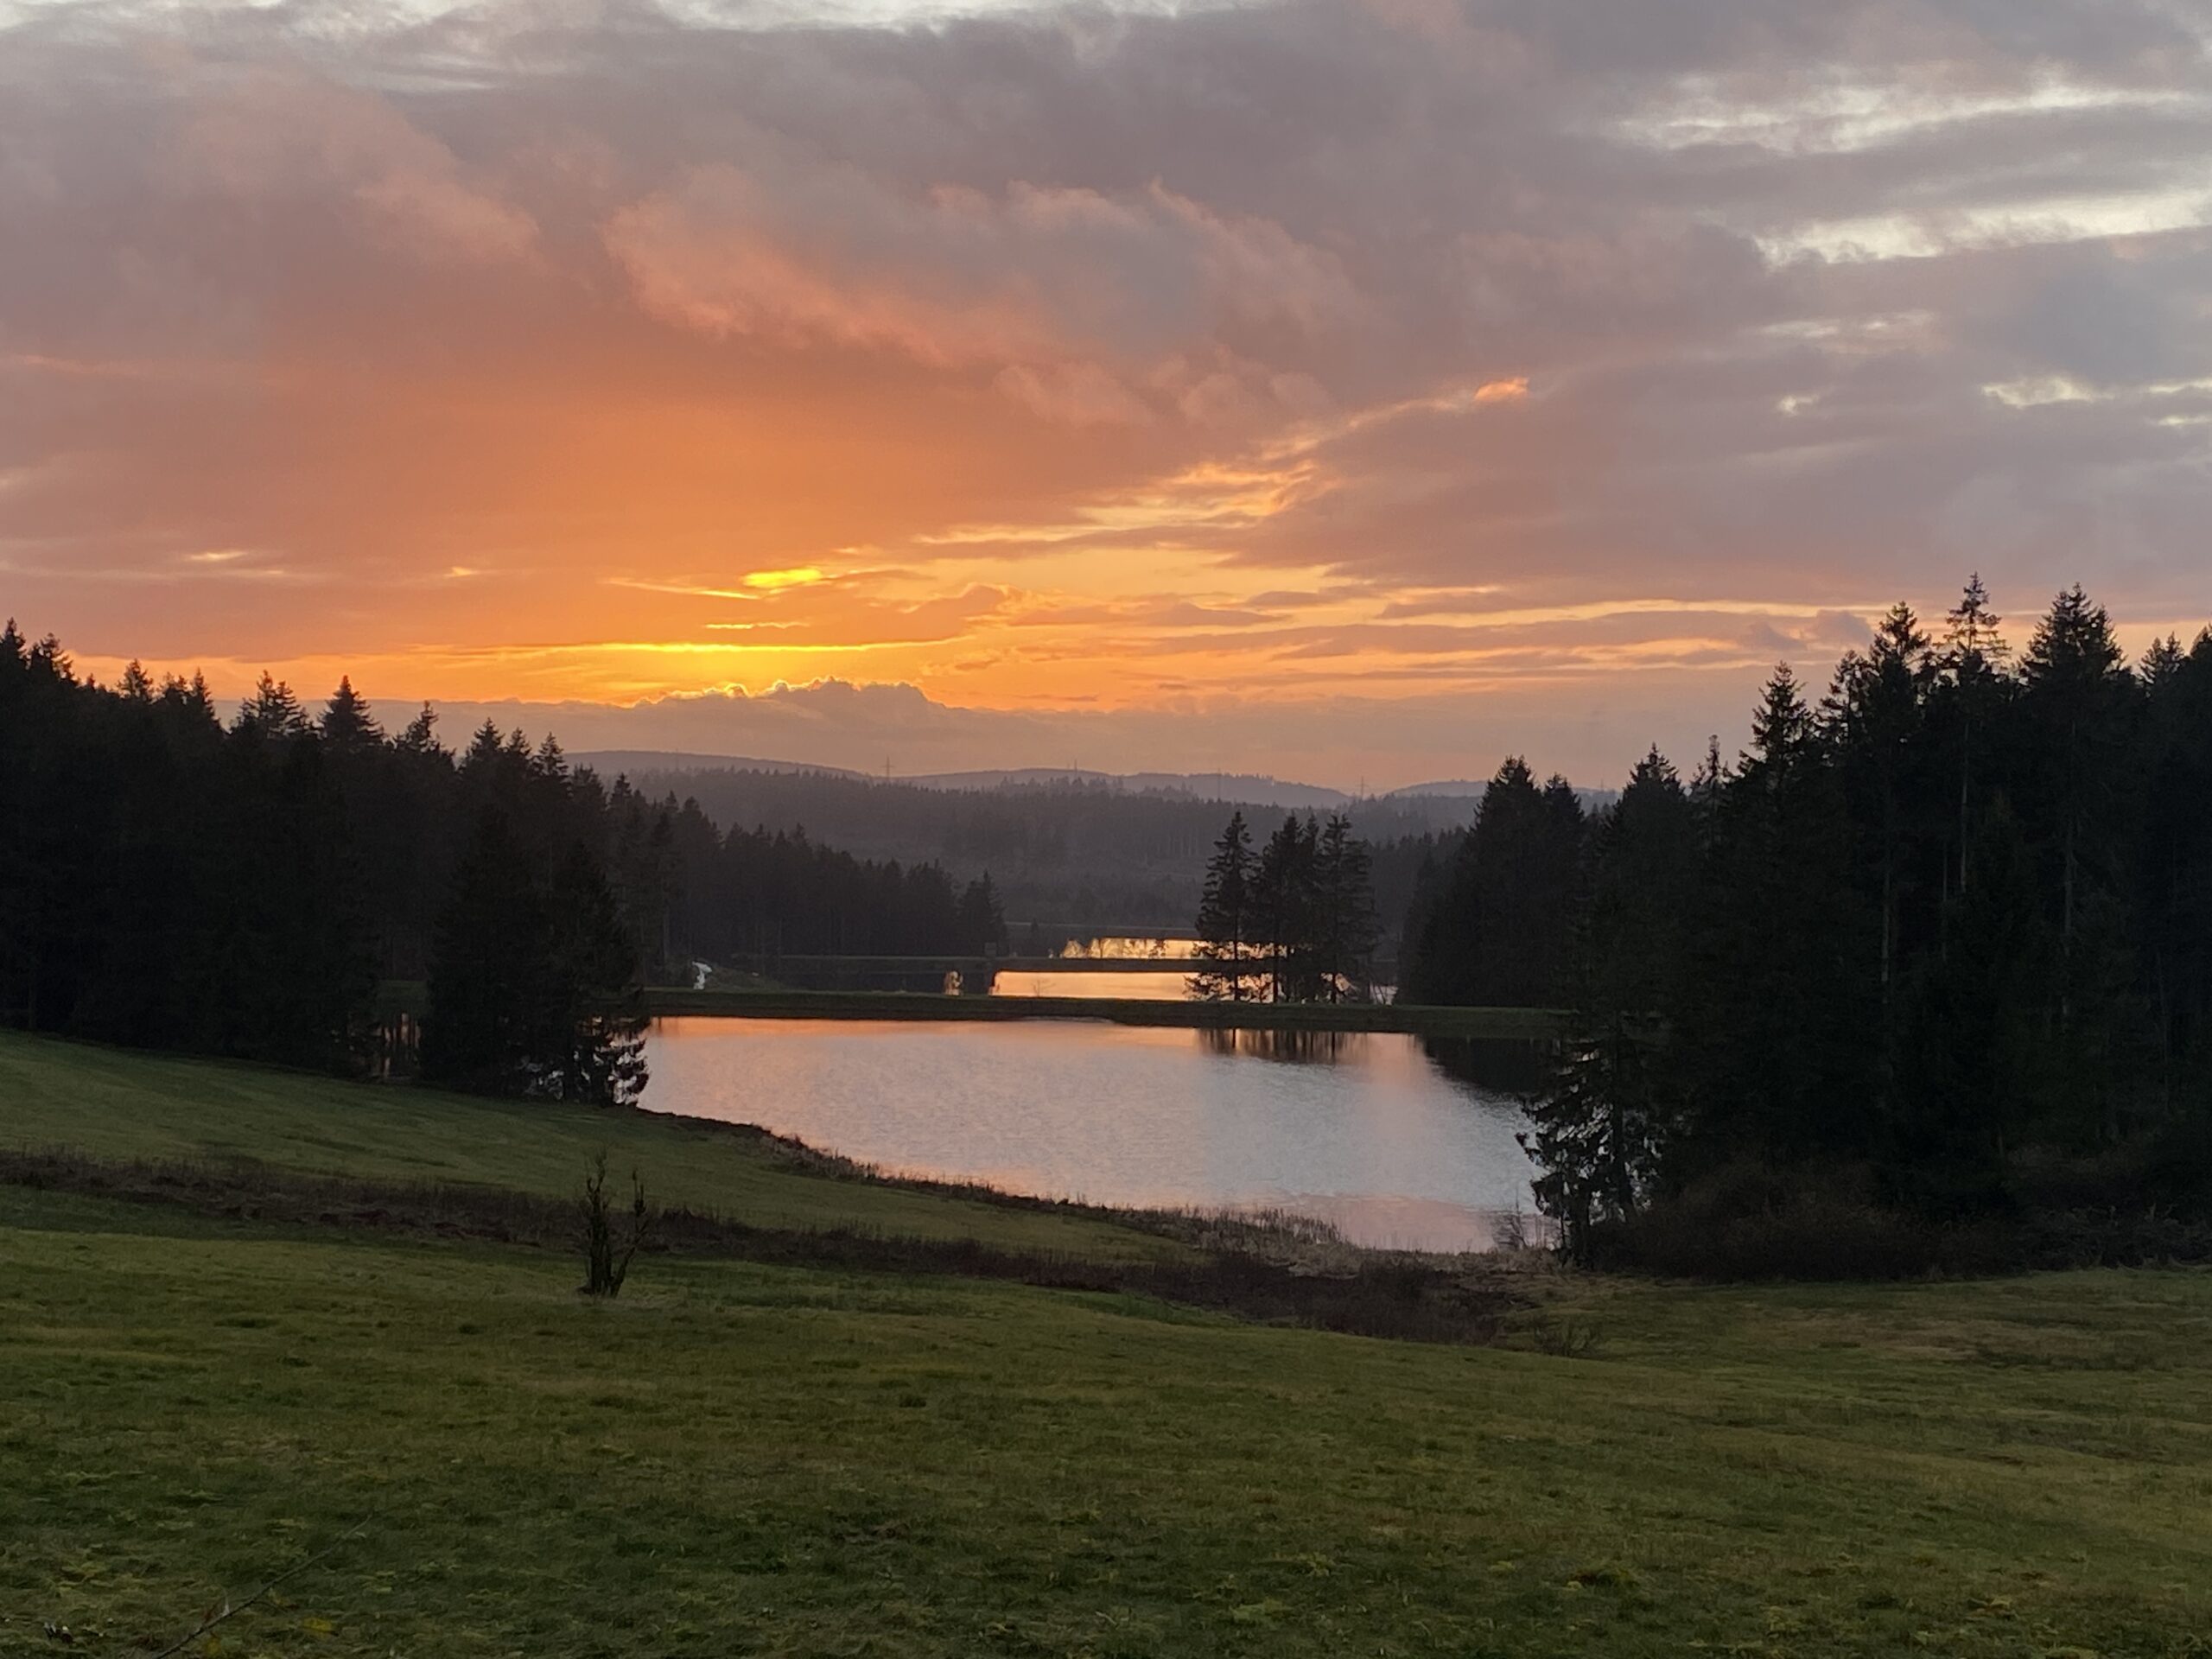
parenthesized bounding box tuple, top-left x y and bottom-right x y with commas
(0, 626, 1007, 1102)
(1189, 811, 1383, 1001)
(1402, 581, 2212, 1264)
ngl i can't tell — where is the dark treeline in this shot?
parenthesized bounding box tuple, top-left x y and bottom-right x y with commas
(611, 762, 1464, 941)
(0, 627, 1006, 1096)
(1402, 760, 1587, 1009)
(655, 804, 1007, 963)
(1191, 810, 1383, 1001)
(1404, 581, 2212, 1268)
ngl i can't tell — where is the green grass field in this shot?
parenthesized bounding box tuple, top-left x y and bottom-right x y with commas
(3, 1034, 2210, 1656)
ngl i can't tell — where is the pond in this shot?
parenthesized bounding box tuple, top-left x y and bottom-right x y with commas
(643, 1016, 1542, 1251)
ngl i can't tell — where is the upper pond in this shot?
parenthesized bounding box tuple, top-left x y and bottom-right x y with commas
(987, 935, 1398, 1003)
(643, 1016, 1541, 1251)
(991, 933, 1203, 1001)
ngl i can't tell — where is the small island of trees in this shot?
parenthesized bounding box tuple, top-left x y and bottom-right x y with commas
(1188, 810, 1382, 1001)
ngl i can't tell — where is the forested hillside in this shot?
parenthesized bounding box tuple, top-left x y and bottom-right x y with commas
(1404, 580, 2212, 1267)
(0, 629, 1006, 1087)
(606, 763, 1466, 942)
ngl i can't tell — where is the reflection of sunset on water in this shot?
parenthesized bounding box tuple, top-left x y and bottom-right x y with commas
(645, 1018, 1541, 1252)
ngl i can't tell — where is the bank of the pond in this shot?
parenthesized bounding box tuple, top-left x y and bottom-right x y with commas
(0, 1030, 1173, 1257)
(644, 985, 1564, 1039)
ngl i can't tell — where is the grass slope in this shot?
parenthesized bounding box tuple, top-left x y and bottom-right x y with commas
(0, 1033, 1166, 1259)
(3, 1037, 2209, 1656)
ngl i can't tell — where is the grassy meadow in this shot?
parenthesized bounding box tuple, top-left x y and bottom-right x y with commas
(3, 1033, 2210, 1657)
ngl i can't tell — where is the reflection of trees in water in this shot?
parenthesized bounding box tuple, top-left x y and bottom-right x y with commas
(1420, 1036, 1554, 1096)
(1198, 1027, 1359, 1065)
(1193, 1029, 1559, 1082)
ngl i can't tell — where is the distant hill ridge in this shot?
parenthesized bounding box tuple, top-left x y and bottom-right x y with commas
(563, 751, 1616, 936)
(573, 750, 1616, 817)
(572, 750, 1488, 812)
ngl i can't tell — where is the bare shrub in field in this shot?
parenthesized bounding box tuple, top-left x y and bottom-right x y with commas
(580, 1151, 652, 1297)
(1525, 1308, 1604, 1358)
(1491, 1204, 1530, 1253)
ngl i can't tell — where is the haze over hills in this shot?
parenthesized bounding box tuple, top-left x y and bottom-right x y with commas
(874, 769, 1368, 811)
(562, 750, 1624, 938)
(572, 751, 870, 784)
(566, 757, 1472, 937)
(574, 749, 1509, 817)
(577, 751, 1617, 820)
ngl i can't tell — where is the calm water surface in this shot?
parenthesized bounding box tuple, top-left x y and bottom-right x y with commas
(645, 1017, 1539, 1250)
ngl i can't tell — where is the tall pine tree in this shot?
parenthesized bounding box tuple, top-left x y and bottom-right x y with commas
(1191, 811, 1255, 1000)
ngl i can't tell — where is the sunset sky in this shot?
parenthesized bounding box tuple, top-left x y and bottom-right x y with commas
(3, 0, 2209, 786)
